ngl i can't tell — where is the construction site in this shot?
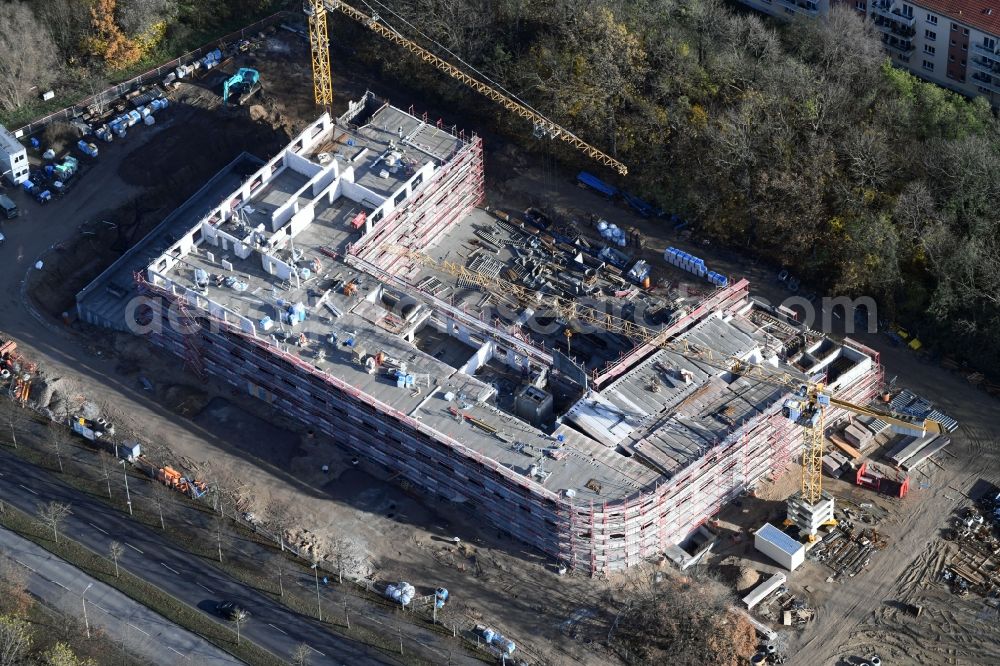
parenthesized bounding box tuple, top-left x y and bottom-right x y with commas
(69, 93, 891, 575)
(3, 3, 1000, 666)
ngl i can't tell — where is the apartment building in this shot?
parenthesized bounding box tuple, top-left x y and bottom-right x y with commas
(738, 0, 1000, 103)
(738, 0, 832, 21)
(865, 0, 1000, 101)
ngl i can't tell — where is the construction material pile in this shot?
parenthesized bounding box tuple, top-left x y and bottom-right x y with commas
(809, 502, 890, 579)
(940, 491, 1000, 597)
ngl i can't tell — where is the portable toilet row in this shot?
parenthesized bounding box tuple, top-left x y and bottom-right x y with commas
(707, 270, 728, 287)
(664, 247, 707, 277)
(664, 246, 729, 288)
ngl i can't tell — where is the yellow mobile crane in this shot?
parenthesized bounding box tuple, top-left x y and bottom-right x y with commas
(304, 0, 627, 175)
(395, 247, 942, 540)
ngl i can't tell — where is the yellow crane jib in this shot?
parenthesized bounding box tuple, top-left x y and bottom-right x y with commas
(305, 0, 334, 109)
(323, 1, 627, 175)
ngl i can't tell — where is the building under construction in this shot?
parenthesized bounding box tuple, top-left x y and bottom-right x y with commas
(77, 94, 882, 574)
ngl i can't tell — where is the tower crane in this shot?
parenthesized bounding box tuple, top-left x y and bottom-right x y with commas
(394, 247, 942, 540)
(305, 0, 334, 110)
(304, 1, 627, 175)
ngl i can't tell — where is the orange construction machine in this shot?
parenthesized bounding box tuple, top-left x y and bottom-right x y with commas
(156, 465, 208, 498)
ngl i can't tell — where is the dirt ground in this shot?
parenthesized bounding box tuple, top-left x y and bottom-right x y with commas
(8, 26, 1000, 666)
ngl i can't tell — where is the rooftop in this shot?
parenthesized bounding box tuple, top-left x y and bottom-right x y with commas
(917, 0, 1000, 37)
(89, 95, 872, 505)
(565, 314, 793, 477)
(131, 101, 659, 502)
(0, 124, 25, 155)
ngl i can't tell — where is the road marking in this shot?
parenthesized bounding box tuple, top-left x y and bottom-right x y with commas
(14, 559, 38, 574)
(94, 604, 111, 614)
(128, 623, 150, 636)
(51, 580, 68, 590)
(197, 583, 213, 593)
(168, 647, 184, 657)
(306, 645, 325, 656)
(125, 543, 143, 554)
(17, 484, 38, 495)
(267, 623, 287, 635)
(160, 562, 180, 575)
(88, 522, 109, 535)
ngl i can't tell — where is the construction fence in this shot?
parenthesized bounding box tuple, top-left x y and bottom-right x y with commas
(12, 11, 293, 138)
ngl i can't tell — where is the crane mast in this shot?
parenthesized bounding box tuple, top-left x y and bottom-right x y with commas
(305, 0, 334, 110)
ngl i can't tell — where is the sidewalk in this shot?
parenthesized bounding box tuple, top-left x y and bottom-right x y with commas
(0, 525, 244, 666)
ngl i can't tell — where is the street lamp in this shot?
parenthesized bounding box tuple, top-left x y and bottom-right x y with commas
(311, 561, 322, 621)
(119, 459, 132, 516)
(82, 582, 94, 638)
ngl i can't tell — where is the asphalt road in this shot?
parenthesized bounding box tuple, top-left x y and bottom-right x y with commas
(0, 448, 398, 666)
(0, 524, 243, 665)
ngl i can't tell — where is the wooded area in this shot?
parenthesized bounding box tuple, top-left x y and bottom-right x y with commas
(0, 0, 278, 126)
(0, 0, 997, 373)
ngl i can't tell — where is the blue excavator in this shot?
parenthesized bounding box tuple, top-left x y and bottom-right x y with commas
(222, 68, 261, 105)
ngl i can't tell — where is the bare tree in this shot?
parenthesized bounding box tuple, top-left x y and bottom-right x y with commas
(0, 4, 59, 111)
(0, 614, 32, 666)
(37, 502, 72, 544)
(231, 608, 248, 645)
(212, 515, 226, 563)
(46, 427, 66, 474)
(610, 569, 756, 663)
(271, 553, 289, 599)
(97, 450, 114, 500)
(291, 643, 311, 666)
(0, 554, 31, 615)
(116, 0, 175, 37)
(265, 494, 295, 553)
(329, 535, 369, 584)
(0, 401, 29, 450)
(33, 0, 90, 59)
(149, 481, 172, 531)
(109, 541, 124, 578)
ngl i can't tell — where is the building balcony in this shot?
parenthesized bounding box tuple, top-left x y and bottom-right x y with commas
(973, 43, 1000, 64)
(881, 35, 915, 55)
(778, 0, 820, 14)
(871, 1, 916, 26)
(970, 56, 1000, 75)
(872, 15, 917, 38)
(971, 72, 1000, 94)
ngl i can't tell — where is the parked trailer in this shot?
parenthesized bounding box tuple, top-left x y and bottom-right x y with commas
(576, 170, 618, 198)
(76, 140, 98, 159)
